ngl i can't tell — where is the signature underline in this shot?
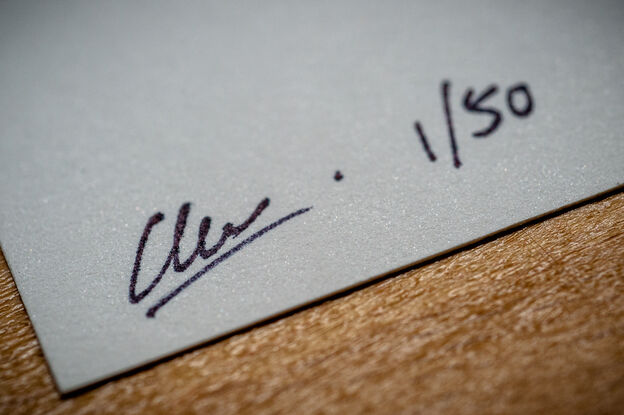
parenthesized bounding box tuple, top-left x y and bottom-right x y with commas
(146, 206, 312, 317)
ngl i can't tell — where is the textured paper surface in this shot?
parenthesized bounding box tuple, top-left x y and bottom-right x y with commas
(0, 0, 622, 393)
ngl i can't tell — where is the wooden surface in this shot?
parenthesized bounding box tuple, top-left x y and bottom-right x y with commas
(1, 192, 623, 414)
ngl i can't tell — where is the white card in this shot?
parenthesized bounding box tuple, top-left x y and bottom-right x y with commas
(1, 0, 623, 393)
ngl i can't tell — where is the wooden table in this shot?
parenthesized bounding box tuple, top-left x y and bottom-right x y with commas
(1, 192, 623, 414)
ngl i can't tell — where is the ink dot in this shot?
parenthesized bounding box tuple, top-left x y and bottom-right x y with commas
(334, 170, 344, 181)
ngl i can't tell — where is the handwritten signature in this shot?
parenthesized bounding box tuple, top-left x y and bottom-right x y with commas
(129, 198, 312, 317)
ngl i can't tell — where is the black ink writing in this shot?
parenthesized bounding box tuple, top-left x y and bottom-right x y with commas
(130, 198, 312, 317)
(462, 84, 501, 138)
(442, 80, 461, 168)
(414, 121, 436, 162)
(414, 80, 534, 168)
(507, 83, 533, 117)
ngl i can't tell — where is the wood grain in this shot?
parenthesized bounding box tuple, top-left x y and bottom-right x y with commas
(1, 192, 623, 414)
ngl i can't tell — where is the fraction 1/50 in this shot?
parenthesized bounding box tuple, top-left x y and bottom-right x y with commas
(414, 80, 534, 168)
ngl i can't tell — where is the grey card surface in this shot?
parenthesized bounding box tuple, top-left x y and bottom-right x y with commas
(1, 0, 623, 393)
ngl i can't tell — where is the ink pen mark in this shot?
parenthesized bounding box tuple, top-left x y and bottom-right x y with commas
(413, 79, 534, 168)
(414, 121, 437, 162)
(441, 80, 461, 168)
(129, 211, 166, 304)
(462, 84, 502, 138)
(507, 83, 534, 117)
(129, 198, 312, 317)
(130, 199, 269, 303)
(145, 206, 311, 317)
